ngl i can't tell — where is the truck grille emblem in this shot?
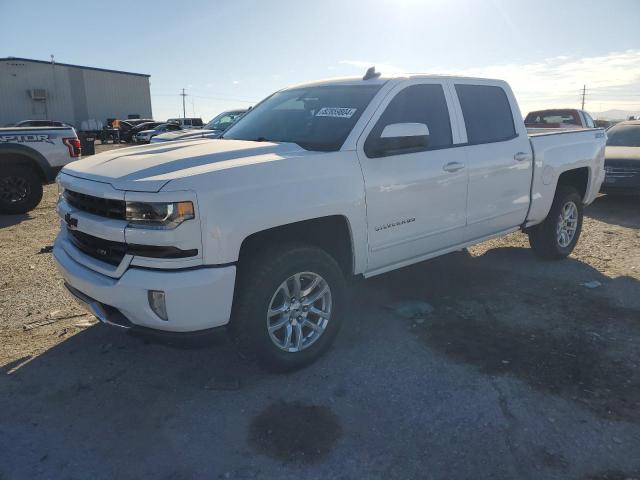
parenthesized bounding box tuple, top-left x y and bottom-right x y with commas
(64, 213, 78, 229)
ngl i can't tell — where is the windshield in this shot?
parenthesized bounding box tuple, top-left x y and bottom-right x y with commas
(223, 84, 383, 151)
(606, 124, 640, 147)
(205, 111, 244, 131)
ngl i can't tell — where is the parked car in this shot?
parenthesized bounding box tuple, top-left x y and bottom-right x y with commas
(117, 119, 154, 143)
(601, 120, 640, 195)
(13, 120, 73, 128)
(525, 109, 595, 132)
(54, 70, 605, 370)
(167, 117, 204, 129)
(121, 121, 164, 143)
(594, 119, 613, 129)
(133, 123, 183, 143)
(151, 109, 247, 143)
(0, 125, 80, 213)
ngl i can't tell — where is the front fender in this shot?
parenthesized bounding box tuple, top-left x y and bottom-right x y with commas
(174, 150, 368, 274)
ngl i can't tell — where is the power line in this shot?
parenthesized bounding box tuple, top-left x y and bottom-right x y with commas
(150, 92, 257, 104)
(192, 94, 256, 104)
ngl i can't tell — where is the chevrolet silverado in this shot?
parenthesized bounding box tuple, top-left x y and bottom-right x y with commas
(53, 70, 606, 370)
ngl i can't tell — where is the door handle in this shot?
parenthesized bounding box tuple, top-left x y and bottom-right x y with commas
(514, 152, 531, 162)
(443, 162, 465, 173)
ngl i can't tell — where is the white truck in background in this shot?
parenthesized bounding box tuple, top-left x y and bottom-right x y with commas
(53, 69, 606, 370)
(0, 126, 81, 214)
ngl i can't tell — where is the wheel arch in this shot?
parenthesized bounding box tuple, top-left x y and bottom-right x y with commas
(237, 215, 356, 277)
(0, 144, 51, 181)
(556, 166, 590, 201)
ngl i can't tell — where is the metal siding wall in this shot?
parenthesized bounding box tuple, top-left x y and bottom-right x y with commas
(0, 60, 75, 126)
(0, 60, 152, 128)
(83, 70, 152, 124)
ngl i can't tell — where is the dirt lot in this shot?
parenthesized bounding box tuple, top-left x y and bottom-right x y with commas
(1, 159, 639, 479)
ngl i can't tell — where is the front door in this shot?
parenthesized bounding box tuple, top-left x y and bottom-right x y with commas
(356, 80, 469, 274)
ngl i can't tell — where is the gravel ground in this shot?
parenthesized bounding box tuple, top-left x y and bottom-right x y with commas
(0, 161, 639, 479)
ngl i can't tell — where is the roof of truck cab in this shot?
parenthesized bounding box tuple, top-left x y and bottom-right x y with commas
(286, 74, 505, 90)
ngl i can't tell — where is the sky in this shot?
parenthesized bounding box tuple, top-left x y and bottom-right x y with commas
(1, 0, 640, 121)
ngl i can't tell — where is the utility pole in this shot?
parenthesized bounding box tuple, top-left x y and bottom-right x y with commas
(581, 84, 586, 110)
(180, 88, 188, 120)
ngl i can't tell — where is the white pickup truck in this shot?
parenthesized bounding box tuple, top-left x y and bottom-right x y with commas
(0, 126, 81, 213)
(53, 70, 606, 370)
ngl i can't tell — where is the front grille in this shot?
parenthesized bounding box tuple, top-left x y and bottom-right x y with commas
(66, 229, 198, 265)
(68, 229, 126, 266)
(605, 166, 640, 179)
(64, 190, 126, 219)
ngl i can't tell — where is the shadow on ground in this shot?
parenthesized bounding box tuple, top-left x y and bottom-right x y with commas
(2, 245, 640, 479)
(359, 248, 640, 423)
(586, 195, 640, 229)
(0, 213, 32, 229)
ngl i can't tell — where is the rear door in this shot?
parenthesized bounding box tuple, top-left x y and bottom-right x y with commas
(452, 81, 533, 238)
(357, 79, 469, 274)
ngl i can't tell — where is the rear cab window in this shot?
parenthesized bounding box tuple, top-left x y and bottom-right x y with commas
(525, 110, 579, 126)
(455, 84, 516, 144)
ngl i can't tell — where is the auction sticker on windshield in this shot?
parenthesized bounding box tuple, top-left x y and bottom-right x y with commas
(316, 107, 357, 118)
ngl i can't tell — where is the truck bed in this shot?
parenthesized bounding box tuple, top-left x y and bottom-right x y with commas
(525, 127, 606, 227)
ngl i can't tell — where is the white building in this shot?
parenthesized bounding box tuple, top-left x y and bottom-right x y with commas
(0, 57, 152, 130)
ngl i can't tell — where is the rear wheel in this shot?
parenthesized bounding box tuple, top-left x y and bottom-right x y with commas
(0, 165, 43, 214)
(231, 243, 346, 371)
(528, 185, 583, 259)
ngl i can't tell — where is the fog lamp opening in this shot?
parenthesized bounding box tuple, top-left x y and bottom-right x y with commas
(148, 290, 168, 320)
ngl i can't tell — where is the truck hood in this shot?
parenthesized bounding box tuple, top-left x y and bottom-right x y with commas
(62, 139, 306, 192)
(152, 129, 221, 142)
(605, 146, 640, 161)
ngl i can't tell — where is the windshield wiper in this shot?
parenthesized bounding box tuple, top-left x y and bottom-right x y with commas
(254, 137, 270, 142)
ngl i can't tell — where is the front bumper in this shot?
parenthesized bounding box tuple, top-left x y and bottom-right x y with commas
(601, 174, 640, 195)
(54, 240, 236, 332)
(601, 160, 640, 195)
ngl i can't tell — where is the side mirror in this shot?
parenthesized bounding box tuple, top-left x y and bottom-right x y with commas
(375, 123, 430, 156)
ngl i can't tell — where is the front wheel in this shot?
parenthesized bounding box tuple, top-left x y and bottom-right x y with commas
(230, 243, 346, 371)
(527, 185, 583, 259)
(0, 165, 43, 215)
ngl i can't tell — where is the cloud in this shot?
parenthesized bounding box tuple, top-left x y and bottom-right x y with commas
(436, 50, 640, 114)
(338, 51, 640, 115)
(232, 80, 239, 85)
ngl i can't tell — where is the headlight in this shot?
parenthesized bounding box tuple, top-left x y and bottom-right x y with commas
(126, 201, 194, 229)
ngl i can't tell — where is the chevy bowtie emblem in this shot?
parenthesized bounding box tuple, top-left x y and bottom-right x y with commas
(64, 213, 78, 229)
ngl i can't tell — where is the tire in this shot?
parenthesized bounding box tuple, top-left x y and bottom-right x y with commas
(527, 185, 583, 260)
(0, 165, 43, 215)
(230, 243, 346, 372)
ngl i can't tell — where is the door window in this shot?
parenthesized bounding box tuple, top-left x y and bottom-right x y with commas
(364, 84, 452, 158)
(455, 84, 516, 144)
